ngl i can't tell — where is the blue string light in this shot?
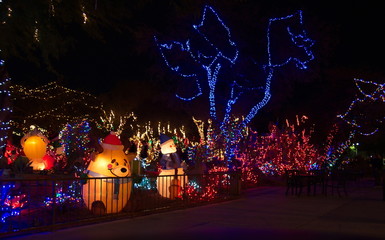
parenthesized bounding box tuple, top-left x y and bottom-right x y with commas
(0, 52, 12, 150)
(59, 120, 91, 158)
(338, 78, 385, 136)
(156, 6, 315, 162)
(242, 10, 314, 127)
(325, 130, 356, 169)
(267, 10, 314, 69)
(1, 183, 26, 223)
(155, 5, 238, 119)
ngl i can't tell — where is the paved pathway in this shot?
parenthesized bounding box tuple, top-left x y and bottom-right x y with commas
(4, 178, 385, 240)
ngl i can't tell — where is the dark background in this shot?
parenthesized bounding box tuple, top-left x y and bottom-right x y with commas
(1, 0, 385, 151)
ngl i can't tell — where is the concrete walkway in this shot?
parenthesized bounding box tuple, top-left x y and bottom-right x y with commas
(5, 178, 385, 240)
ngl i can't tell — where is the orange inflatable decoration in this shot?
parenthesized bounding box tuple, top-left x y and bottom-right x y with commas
(82, 132, 134, 214)
(20, 130, 49, 170)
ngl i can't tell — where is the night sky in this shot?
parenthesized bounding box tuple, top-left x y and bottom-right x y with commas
(3, 0, 385, 145)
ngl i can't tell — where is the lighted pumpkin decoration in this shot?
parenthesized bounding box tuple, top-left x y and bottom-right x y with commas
(20, 130, 49, 170)
(82, 132, 134, 214)
(157, 134, 187, 199)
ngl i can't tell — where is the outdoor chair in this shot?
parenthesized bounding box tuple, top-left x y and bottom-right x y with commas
(285, 170, 303, 196)
(325, 170, 348, 197)
(308, 169, 327, 195)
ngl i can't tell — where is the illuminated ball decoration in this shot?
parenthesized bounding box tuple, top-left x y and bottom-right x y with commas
(82, 132, 134, 214)
(20, 130, 49, 170)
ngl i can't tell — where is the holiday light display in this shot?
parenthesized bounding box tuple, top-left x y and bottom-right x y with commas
(82, 132, 133, 214)
(338, 78, 385, 136)
(243, 118, 323, 175)
(328, 77, 385, 169)
(10, 82, 103, 132)
(326, 130, 355, 169)
(157, 134, 186, 199)
(134, 176, 156, 190)
(0, 53, 12, 151)
(184, 180, 218, 202)
(0, 183, 27, 223)
(1, 1, 95, 45)
(59, 119, 92, 171)
(44, 182, 82, 207)
(155, 5, 238, 119)
(128, 119, 190, 175)
(4, 140, 20, 165)
(20, 129, 49, 170)
(321, 123, 357, 170)
(193, 117, 205, 143)
(189, 116, 323, 178)
(100, 110, 137, 136)
(155, 5, 315, 162)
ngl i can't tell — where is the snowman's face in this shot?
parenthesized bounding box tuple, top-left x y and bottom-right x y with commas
(160, 139, 177, 154)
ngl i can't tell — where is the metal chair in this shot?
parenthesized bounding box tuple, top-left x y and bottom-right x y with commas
(285, 170, 302, 196)
(308, 169, 327, 195)
(325, 170, 348, 197)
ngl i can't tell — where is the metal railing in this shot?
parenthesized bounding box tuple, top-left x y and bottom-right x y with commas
(0, 171, 242, 238)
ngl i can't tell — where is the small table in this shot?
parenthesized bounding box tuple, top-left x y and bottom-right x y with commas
(296, 172, 325, 196)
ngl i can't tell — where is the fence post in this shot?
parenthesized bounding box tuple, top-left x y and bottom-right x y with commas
(383, 170, 385, 201)
(52, 179, 56, 226)
(230, 172, 241, 196)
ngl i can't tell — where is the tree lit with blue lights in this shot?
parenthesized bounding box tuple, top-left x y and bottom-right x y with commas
(155, 5, 315, 166)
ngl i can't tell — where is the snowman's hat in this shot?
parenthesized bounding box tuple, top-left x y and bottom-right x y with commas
(159, 134, 173, 145)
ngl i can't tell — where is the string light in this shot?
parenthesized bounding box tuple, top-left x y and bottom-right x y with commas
(134, 177, 156, 190)
(44, 182, 83, 207)
(267, 10, 314, 69)
(338, 78, 385, 136)
(156, 6, 315, 162)
(324, 128, 356, 170)
(59, 119, 92, 171)
(100, 110, 136, 136)
(81, 4, 88, 24)
(193, 117, 205, 142)
(34, 20, 39, 42)
(184, 180, 218, 202)
(155, 5, 238, 119)
(0, 53, 12, 150)
(49, 0, 55, 17)
(10, 81, 103, 131)
(242, 117, 323, 175)
(1, 184, 27, 223)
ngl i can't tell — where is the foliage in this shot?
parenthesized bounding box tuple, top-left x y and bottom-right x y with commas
(11, 155, 31, 173)
(0, 183, 27, 223)
(59, 119, 94, 173)
(0, 154, 8, 169)
(250, 122, 323, 175)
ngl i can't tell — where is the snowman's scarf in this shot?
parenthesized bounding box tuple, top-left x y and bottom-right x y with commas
(87, 170, 131, 199)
